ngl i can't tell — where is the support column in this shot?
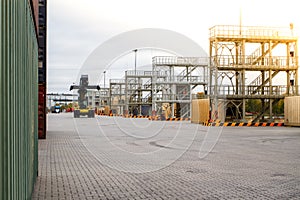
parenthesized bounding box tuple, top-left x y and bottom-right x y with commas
(242, 69, 246, 121)
(138, 77, 141, 116)
(125, 72, 129, 114)
(261, 70, 265, 121)
(269, 69, 273, 120)
(269, 40, 273, 120)
(235, 42, 241, 95)
(241, 40, 246, 121)
(269, 99, 273, 121)
(262, 71, 265, 95)
(209, 41, 213, 96)
(213, 40, 219, 121)
(287, 43, 290, 95)
(242, 99, 246, 121)
(152, 65, 157, 114)
(261, 99, 265, 121)
(109, 84, 112, 113)
(262, 42, 265, 65)
(294, 41, 299, 95)
(287, 71, 290, 95)
(213, 68, 218, 121)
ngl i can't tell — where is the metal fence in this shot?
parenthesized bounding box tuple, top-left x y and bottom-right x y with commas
(1, 1, 38, 199)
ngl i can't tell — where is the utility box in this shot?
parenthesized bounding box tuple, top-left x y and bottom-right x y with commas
(284, 96, 300, 126)
(191, 99, 210, 124)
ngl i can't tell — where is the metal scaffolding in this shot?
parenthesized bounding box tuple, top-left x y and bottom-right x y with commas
(124, 70, 154, 116)
(209, 25, 298, 122)
(152, 56, 208, 118)
(109, 79, 126, 114)
(95, 57, 209, 118)
(87, 88, 110, 108)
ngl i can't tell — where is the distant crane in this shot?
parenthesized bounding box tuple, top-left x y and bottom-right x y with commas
(70, 74, 100, 118)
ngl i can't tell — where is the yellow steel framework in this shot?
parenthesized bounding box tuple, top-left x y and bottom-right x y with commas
(209, 25, 298, 122)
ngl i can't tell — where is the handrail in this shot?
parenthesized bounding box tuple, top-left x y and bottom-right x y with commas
(126, 70, 166, 77)
(211, 55, 297, 69)
(110, 79, 125, 84)
(209, 25, 296, 39)
(209, 85, 297, 96)
(153, 56, 208, 66)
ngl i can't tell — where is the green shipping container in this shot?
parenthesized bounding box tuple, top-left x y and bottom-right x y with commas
(0, 0, 39, 199)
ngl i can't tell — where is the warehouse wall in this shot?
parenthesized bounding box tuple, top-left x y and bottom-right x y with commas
(0, 1, 38, 199)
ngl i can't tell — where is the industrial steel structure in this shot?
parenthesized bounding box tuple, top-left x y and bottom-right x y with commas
(209, 25, 298, 122)
(87, 88, 110, 108)
(86, 25, 298, 123)
(109, 79, 126, 114)
(89, 57, 209, 118)
(125, 70, 155, 116)
(152, 56, 208, 118)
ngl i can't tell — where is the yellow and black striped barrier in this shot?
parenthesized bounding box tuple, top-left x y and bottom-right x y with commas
(98, 114, 150, 118)
(166, 118, 190, 121)
(205, 122, 284, 127)
(148, 117, 190, 121)
(98, 113, 123, 117)
(124, 115, 150, 119)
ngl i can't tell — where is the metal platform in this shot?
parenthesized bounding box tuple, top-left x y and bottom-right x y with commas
(152, 56, 209, 118)
(209, 25, 298, 122)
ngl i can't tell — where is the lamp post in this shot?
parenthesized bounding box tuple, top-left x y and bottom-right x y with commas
(103, 71, 106, 88)
(133, 49, 137, 80)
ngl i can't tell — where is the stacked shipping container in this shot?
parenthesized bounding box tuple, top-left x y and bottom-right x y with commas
(0, 0, 39, 199)
(38, 0, 47, 139)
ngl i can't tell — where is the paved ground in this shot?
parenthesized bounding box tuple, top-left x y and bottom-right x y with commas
(32, 113, 300, 199)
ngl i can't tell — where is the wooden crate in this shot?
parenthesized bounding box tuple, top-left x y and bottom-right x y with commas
(284, 96, 300, 126)
(191, 99, 210, 124)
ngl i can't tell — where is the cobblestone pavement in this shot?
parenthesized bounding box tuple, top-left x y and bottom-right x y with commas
(32, 113, 300, 199)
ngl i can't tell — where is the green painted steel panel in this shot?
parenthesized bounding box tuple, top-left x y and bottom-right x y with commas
(0, 0, 38, 199)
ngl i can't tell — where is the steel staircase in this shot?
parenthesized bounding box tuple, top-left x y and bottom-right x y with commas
(246, 42, 278, 65)
(177, 66, 198, 81)
(180, 103, 190, 118)
(252, 98, 281, 122)
(249, 71, 280, 95)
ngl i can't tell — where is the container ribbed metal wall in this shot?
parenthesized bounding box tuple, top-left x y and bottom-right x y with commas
(0, 1, 38, 199)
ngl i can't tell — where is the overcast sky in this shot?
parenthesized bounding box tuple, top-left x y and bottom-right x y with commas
(48, 0, 299, 93)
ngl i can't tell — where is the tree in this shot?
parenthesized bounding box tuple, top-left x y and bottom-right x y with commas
(246, 99, 261, 113)
(273, 99, 284, 115)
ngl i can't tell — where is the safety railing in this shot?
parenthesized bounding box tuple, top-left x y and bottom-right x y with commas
(110, 79, 126, 84)
(153, 56, 208, 66)
(126, 70, 166, 77)
(154, 93, 191, 101)
(209, 25, 296, 39)
(156, 75, 206, 83)
(211, 55, 297, 69)
(129, 97, 152, 104)
(209, 85, 294, 96)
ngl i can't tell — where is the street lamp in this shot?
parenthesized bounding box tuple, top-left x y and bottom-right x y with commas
(103, 71, 106, 88)
(133, 49, 137, 79)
